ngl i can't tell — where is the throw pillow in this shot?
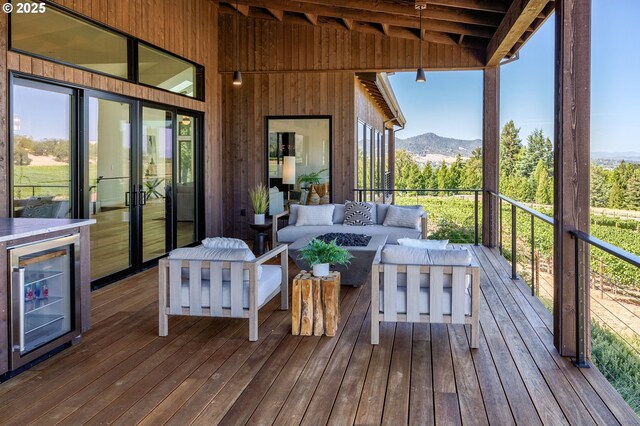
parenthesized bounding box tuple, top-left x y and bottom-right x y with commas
(295, 204, 335, 226)
(343, 201, 375, 226)
(376, 204, 423, 224)
(202, 237, 250, 249)
(383, 205, 423, 230)
(398, 238, 448, 249)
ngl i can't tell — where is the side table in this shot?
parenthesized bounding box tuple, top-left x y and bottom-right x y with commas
(292, 271, 340, 336)
(249, 221, 272, 256)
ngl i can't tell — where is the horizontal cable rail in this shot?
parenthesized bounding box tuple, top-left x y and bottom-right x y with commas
(488, 190, 554, 225)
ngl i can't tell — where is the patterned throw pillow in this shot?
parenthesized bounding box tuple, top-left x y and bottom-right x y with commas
(343, 201, 375, 226)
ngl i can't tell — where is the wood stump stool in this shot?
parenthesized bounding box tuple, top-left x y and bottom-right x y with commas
(291, 271, 340, 336)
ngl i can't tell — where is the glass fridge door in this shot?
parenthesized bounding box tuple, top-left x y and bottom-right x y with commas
(10, 235, 77, 359)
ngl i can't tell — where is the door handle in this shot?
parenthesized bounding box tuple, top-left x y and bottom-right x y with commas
(139, 185, 147, 206)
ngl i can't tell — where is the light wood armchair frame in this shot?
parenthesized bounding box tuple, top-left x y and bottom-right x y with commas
(159, 244, 288, 341)
(371, 250, 480, 348)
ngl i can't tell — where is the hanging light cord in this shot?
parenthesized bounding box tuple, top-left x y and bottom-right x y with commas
(418, 7, 423, 68)
(235, 0, 239, 70)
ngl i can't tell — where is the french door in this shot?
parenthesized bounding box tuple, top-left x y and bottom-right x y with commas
(10, 77, 202, 286)
(86, 95, 200, 284)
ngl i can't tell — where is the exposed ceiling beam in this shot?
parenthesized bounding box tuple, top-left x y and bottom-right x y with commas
(223, 0, 495, 38)
(304, 12, 318, 25)
(266, 8, 284, 21)
(229, 3, 250, 16)
(342, 17, 353, 30)
(486, 0, 549, 66)
(426, 0, 509, 13)
(381, 23, 391, 36)
(294, 0, 508, 14)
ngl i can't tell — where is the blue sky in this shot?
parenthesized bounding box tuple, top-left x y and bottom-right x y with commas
(389, 0, 640, 154)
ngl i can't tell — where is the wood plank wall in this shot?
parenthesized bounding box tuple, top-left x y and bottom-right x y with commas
(355, 82, 387, 132)
(220, 72, 356, 238)
(0, 0, 222, 236)
(219, 14, 485, 74)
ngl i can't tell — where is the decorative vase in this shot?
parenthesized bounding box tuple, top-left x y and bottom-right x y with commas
(312, 263, 330, 277)
(254, 213, 265, 225)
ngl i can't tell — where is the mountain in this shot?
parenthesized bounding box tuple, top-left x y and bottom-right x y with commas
(395, 132, 481, 164)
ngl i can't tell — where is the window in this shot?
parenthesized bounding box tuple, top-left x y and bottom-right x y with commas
(267, 117, 331, 206)
(139, 44, 200, 98)
(10, 1, 204, 99)
(12, 80, 74, 218)
(11, 0, 130, 79)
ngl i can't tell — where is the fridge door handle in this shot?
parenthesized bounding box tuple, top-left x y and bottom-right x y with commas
(13, 267, 25, 353)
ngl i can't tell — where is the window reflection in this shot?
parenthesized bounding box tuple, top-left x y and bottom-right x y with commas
(267, 118, 331, 211)
(12, 82, 72, 218)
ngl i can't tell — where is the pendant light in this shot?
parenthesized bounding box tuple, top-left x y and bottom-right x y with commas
(415, 5, 426, 83)
(232, 0, 243, 86)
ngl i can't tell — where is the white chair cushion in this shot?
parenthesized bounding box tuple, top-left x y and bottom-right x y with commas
(201, 237, 250, 250)
(381, 245, 431, 265)
(398, 238, 448, 249)
(180, 265, 282, 309)
(169, 246, 261, 279)
(379, 286, 471, 316)
(295, 205, 335, 226)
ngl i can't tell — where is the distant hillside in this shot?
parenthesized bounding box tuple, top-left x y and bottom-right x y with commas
(395, 132, 481, 165)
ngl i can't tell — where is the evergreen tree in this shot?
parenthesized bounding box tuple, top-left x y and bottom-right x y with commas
(626, 168, 640, 211)
(447, 154, 464, 189)
(499, 120, 522, 179)
(462, 147, 482, 189)
(590, 165, 610, 208)
(533, 160, 552, 204)
(436, 160, 448, 190)
(421, 162, 437, 188)
(608, 163, 628, 209)
(519, 129, 553, 178)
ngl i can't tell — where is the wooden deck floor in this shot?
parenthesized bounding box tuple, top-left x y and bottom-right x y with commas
(0, 245, 638, 425)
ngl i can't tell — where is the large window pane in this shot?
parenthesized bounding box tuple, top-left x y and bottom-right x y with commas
(176, 114, 196, 247)
(139, 44, 199, 98)
(267, 118, 330, 207)
(12, 81, 72, 218)
(11, 1, 129, 79)
(88, 97, 132, 280)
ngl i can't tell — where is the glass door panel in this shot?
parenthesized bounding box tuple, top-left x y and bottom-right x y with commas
(88, 97, 132, 280)
(142, 107, 173, 261)
(12, 82, 72, 218)
(176, 114, 196, 247)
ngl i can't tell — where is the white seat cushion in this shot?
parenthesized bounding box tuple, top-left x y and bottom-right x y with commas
(379, 286, 471, 316)
(180, 265, 282, 309)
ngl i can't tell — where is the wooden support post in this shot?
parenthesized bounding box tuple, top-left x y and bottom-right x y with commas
(482, 66, 500, 247)
(553, 0, 591, 358)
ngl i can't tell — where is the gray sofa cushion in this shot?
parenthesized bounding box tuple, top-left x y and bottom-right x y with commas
(277, 224, 421, 244)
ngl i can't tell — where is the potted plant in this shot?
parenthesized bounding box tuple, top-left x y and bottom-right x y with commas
(297, 168, 328, 188)
(249, 183, 269, 224)
(298, 239, 354, 277)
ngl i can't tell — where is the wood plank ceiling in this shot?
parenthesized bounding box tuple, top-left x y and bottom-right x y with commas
(217, 0, 555, 66)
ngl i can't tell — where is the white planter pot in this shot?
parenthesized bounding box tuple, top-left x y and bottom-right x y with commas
(254, 213, 265, 225)
(312, 263, 330, 277)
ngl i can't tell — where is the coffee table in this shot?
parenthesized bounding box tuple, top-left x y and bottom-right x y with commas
(288, 233, 388, 286)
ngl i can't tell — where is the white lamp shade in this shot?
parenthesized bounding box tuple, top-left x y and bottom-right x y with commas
(282, 156, 296, 184)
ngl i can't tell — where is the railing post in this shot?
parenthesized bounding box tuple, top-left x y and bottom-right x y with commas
(499, 197, 503, 254)
(531, 214, 535, 296)
(512, 204, 517, 279)
(573, 235, 589, 368)
(474, 190, 479, 246)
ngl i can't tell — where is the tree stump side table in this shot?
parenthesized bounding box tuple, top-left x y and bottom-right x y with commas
(291, 271, 340, 336)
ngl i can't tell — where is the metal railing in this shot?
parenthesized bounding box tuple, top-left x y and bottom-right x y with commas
(353, 188, 481, 246)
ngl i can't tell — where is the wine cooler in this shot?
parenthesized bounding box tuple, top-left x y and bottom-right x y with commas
(9, 235, 81, 370)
